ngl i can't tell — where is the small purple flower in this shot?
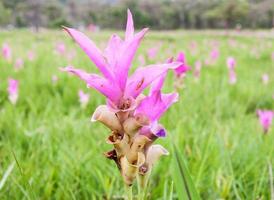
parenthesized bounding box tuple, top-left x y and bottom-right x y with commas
(257, 110, 273, 133)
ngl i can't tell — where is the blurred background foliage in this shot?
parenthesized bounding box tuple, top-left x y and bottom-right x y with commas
(0, 0, 273, 30)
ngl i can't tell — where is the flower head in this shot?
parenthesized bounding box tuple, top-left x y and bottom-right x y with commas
(2, 43, 12, 61)
(173, 52, 191, 77)
(62, 10, 181, 113)
(257, 110, 273, 133)
(14, 58, 24, 71)
(78, 90, 90, 108)
(262, 73, 269, 85)
(7, 78, 19, 105)
(227, 57, 236, 70)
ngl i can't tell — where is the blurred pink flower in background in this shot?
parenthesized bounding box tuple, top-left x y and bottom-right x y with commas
(66, 50, 76, 62)
(257, 110, 273, 133)
(173, 52, 191, 77)
(55, 42, 66, 55)
(194, 60, 202, 80)
(27, 51, 35, 61)
(262, 73, 269, 85)
(210, 48, 219, 61)
(271, 52, 274, 60)
(138, 54, 146, 66)
(2, 43, 12, 61)
(227, 57, 237, 84)
(147, 47, 158, 60)
(227, 57, 236, 70)
(7, 78, 18, 105)
(52, 75, 58, 84)
(228, 70, 237, 84)
(78, 90, 90, 108)
(14, 58, 24, 71)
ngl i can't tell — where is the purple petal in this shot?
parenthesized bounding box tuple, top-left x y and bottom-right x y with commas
(63, 27, 113, 79)
(125, 9, 134, 41)
(116, 28, 149, 91)
(149, 71, 167, 96)
(126, 62, 182, 98)
(135, 91, 178, 122)
(61, 66, 122, 103)
(174, 52, 190, 76)
(155, 128, 166, 137)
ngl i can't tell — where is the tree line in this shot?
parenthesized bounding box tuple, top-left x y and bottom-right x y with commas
(0, 0, 273, 30)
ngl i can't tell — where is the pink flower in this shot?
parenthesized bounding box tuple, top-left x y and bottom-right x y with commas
(262, 73, 269, 85)
(147, 47, 158, 60)
(210, 48, 219, 61)
(173, 52, 191, 77)
(2, 43, 12, 61)
(227, 57, 237, 84)
(27, 51, 35, 61)
(229, 70, 237, 84)
(271, 52, 274, 61)
(78, 90, 90, 108)
(14, 58, 24, 71)
(227, 57, 236, 70)
(135, 71, 178, 137)
(257, 110, 273, 133)
(61, 10, 181, 112)
(7, 78, 18, 104)
(138, 54, 146, 66)
(56, 42, 66, 55)
(52, 75, 58, 84)
(194, 60, 202, 80)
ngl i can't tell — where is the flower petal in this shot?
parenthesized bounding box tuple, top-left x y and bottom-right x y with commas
(61, 66, 121, 103)
(63, 27, 113, 79)
(126, 62, 181, 98)
(125, 9, 134, 41)
(135, 90, 178, 122)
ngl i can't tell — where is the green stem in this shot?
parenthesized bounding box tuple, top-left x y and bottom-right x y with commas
(125, 185, 133, 200)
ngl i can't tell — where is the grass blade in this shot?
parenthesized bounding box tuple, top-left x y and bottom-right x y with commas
(171, 143, 200, 200)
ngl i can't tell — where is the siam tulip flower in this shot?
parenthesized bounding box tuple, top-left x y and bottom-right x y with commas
(2, 43, 12, 61)
(138, 54, 146, 66)
(14, 58, 24, 71)
(78, 90, 90, 108)
(27, 51, 35, 61)
(66, 50, 76, 62)
(62, 9, 182, 194)
(55, 42, 66, 55)
(7, 78, 18, 105)
(257, 110, 273, 133)
(262, 73, 269, 85)
(147, 47, 158, 60)
(227, 57, 236, 70)
(272, 52, 274, 61)
(52, 75, 58, 85)
(228, 70, 237, 84)
(62, 10, 181, 116)
(227, 57, 237, 84)
(210, 48, 219, 62)
(194, 60, 202, 80)
(173, 52, 191, 78)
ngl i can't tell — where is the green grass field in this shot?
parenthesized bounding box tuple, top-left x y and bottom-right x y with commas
(0, 29, 273, 199)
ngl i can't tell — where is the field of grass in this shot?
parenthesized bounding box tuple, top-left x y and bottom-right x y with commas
(0, 29, 273, 199)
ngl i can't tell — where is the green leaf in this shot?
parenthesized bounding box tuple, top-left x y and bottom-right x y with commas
(171, 144, 201, 200)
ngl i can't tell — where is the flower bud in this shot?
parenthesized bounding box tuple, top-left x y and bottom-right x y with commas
(120, 152, 145, 186)
(91, 105, 122, 131)
(126, 135, 151, 164)
(106, 132, 130, 157)
(123, 114, 150, 138)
